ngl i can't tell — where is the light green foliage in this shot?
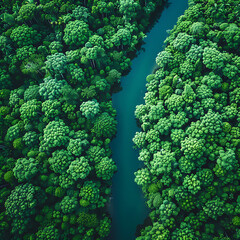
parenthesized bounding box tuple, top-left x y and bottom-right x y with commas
(23, 131, 39, 146)
(0, 106, 10, 116)
(154, 117, 172, 135)
(223, 23, 240, 50)
(13, 158, 39, 182)
(39, 77, 67, 100)
(171, 129, 186, 145)
(196, 169, 213, 187)
(150, 150, 176, 176)
(180, 60, 195, 79)
(134, 168, 151, 186)
(17, 3, 36, 22)
(15, 45, 37, 61)
(95, 157, 117, 181)
(156, 50, 174, 69)
(62, 103, 76, 119)
(69, 65, 85, 84)
(181, 137, 205, 160)
(94, 78, 109, 92)
(137, 222, 170, 240)
(217, 149, 238, 171)
(45, 53, 67, 75)
(13, 137, 24, 149)
(66, 49, 81, 63)
(49, 41, 63, 54)
(13, 138, 24, 150)
(230, 88, 240, 104)
(183, 174, 201, 195)
(165, 94, 184, 112)
(186, 44, 203, 63)
(86, 146, 106, 163)
(40, 119, 70, 151)
(182, 84, 196, 103)
(36, 225, 60, 240)
(60, 196, 78, 214)
(133, 131, 146, 148)
(89, 34, 104, 47)
(80, 99, 100, 119)
(201, 72, 222, 90)
(203, 47, 225, 70)
(172, 33, 194, 52)
(148, 101, 166, 121)
(20, 53, 44, 75)
(24, 85, 40, 101)
(186, 110, 222, 138)
(67, 138, 89, 156)
(222, 63, 239, 83)
(170, 112, 188, 128)
(63, 20, 91, 47)
(5, 183, 40, 218)
(59, 173, 74, 189)
(97, 216, 111, 238)
(138, 149, 151, 163)
(106, 69, 121, 85)
(111, 28, 131, 48)
(67, 157, 91, 180)
(190, 22, 206, 38)
(196, 84, 213, 99)
(72, 6, 89, 21)
(5, 124, 21, 142)
(119, 0, 139, 21)
(48, 150, 74, 174)
(172, 223, 196, 240)
(42, 100, 61, 119)
(222, 104, 238, 121)
(79, 181, 100, 204)
(10, 25, 41, 47)
(145, 129, 159, 144)
(20, 99, 41, 123)
(203, 197, 224, 220)
(91, 113, 117, 139)
(159, 200, 179, 220)
(4, 170, 15, 183)
(178, 156, 196, 174)
(9, 88, 23, 106)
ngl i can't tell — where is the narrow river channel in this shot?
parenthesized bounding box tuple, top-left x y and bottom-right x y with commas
(109, 1, 188, 239)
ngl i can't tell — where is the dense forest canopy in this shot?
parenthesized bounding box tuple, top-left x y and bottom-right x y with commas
(133, 0, 240, 239)
(1, 0, 240, 239)
(0, 0, 166, 239)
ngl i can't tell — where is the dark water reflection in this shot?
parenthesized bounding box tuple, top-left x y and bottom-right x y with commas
(109, 1, 189, 239)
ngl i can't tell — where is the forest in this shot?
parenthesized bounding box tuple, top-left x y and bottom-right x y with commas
(133, 0, 240, 239)
(0, 0, 239, 239)
(0, 0, 166, 239)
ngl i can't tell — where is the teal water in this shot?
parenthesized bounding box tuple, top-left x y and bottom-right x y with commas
(109, 1, 189, 239)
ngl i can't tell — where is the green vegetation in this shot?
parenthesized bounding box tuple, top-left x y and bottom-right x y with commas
(134, 0, 240, 239)
(0, 0, 166, 239)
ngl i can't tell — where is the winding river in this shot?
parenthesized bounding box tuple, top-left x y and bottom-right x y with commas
(109, 1, 188, 239)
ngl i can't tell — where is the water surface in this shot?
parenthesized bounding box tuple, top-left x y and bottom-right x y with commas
(110, 1, 189, 239)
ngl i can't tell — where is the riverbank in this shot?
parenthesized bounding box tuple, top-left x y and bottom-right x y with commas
(109, 1, 189, 239)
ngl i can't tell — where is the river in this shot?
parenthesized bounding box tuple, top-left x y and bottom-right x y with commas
(109, 1, 189, 239)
